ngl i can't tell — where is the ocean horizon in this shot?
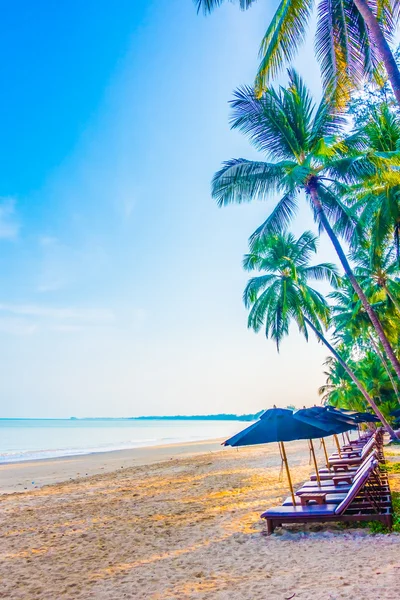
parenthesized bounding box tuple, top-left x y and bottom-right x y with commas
(0, 418, 249, 464)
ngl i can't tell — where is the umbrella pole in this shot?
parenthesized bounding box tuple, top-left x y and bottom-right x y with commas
(280, 441, 295, 505)
(320, 437, 329, 469)
(309, 439, 321, 485)
(333, 434, 342, 458)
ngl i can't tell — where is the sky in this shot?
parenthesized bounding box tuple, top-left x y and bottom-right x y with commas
(0, 1, 337, 418)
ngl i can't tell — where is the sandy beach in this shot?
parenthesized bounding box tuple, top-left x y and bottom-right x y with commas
(0, 440, 399, 599)
(0, 439, 225, 494)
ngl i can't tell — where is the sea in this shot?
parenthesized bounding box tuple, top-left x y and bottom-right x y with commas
(0, 418, 248, 464)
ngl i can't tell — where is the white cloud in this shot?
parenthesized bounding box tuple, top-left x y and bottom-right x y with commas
(0, 198, 20, 240)
(38, 236, 58, 247)
(0, 317, 37, 336)
(121, 196, 135, 218)
(0, 304, 115, 323)
(36, 236, 110, 293)
(50, 324, 84, 333)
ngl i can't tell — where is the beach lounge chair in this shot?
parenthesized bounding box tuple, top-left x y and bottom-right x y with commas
(303, 451, 378, 487)
(283, 456, 390, 505)
(309, 449, 379, 481)
(261, 459, 392, 534)
(327, 437, 380, 468)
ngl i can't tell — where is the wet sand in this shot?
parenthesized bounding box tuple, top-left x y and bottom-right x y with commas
(0, 440, 399, 599)
(0, 439, 224, 494)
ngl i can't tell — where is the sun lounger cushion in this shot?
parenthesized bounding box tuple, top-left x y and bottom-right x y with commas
(261, 504, 336, 518)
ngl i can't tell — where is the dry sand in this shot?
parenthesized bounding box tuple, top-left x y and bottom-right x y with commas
(0, 440, 399, 599)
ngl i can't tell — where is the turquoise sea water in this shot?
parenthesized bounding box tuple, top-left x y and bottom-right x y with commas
(0, 419, 248, 464)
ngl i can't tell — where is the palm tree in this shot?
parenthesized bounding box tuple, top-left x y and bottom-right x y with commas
(244, 230, 398, 437)
(195, 0, 400, 106)
(351, 104, 400, 260)
(318, 353, 398, 422)
(212, 70, 400, 385)
(319, 357, 366, 411)
(353, 243, 400, 314)
(330, 278, 400, 401)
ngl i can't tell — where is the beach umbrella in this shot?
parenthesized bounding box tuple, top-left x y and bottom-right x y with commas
(352, 412, 380, 423)
(223, 408, 333, 504)
(333, 408, 380, 423)
(390, 408, 400, 418)
(293, 407, 357, 462)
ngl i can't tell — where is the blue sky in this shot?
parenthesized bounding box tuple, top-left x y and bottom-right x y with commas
(0, 1, 335, 417)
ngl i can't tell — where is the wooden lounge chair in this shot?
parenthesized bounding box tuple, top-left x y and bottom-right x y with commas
(299, 453, 379, 490)
(283, 457, 390, 505)
(328, 436, 377, 467)
(261, 459, 392, 534)
(309, 450, 379, 481)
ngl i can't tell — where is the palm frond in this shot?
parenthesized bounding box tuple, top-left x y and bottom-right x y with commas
(304, 262, 341, 285)
(212, 159, 286, 206)
(194, 0, 256, 15)
(230, 84, 306, 160)
(254, 0, 314, 96)
(248, 191, 299, 247)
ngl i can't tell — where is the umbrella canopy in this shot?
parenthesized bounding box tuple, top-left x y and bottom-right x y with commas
(330, 407, 381, 423)
(390, 408, 400, 418)
(293, 407, 358, 460)
(224, 407, 332, 447)
(349, 412, 380, 423)
(293, 407, 357, 434)
(224, 408, 337, 502)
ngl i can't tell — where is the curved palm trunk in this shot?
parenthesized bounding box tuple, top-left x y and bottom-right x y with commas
(352, 0, 400, 106)
(368, 332, 400, 402)
(308, 182, 400, 383)
(304, 317, 398, 439)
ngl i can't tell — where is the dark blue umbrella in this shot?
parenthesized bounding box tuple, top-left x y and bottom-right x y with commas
(224, 408, 335, 445)
(350, 412, 380, 423)
(224, 408, 334, 502)
(332, 408, 380, 423)
(294, 407, 357, 433)
(390, 408, 400, 418)
(293, 406, 357, 465)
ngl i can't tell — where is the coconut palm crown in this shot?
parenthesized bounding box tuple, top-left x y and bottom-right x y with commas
(195, 0, 400, 107)
(243, 230, 339, 348)
(244, 230, 399, 436)
(212, 69, 400, 385)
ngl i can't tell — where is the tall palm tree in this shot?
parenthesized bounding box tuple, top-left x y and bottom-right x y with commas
(212, 70, 400, 384)
(330, 279, 400, 400)
(319, 357, 366, 411)
(195, 0, 400, 106)
(244, 230, 398, 437)
(353, 243, 400, 313)
(319, 353, 398, 422)
(351, 104, 400, 260)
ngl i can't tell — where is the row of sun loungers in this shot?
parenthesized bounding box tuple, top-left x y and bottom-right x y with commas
(261, 429, 393, 534)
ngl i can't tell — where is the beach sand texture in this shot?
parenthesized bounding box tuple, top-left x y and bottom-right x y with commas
(0, 441, 399, 599)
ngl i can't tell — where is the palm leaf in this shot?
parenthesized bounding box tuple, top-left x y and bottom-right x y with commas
(254, 0, 314, 96)
(248, 191, 299, 247)
(211, 159, 286, 206)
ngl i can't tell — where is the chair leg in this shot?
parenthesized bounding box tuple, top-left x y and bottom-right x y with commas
(266, 519, 275, 535)
(384, 515, 393, 531)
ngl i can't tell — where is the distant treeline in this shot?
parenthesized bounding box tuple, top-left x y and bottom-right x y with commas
(131, 412, 265, 422)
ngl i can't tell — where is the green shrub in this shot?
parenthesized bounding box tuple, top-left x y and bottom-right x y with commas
(367, 492, 400, 534)
(380, 462, 400, 473)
